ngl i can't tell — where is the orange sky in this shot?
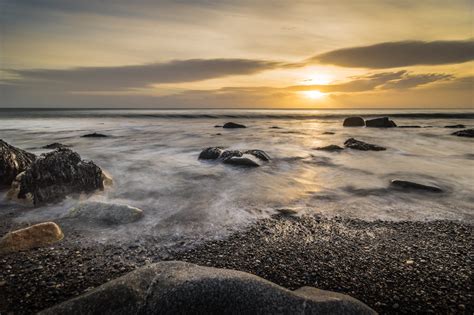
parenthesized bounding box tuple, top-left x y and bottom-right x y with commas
(1, 0, 473, 108)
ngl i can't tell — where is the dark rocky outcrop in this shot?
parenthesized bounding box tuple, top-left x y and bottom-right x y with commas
(390, 180, 443, 193)
(343, 117, 365, 127)
(66, 202, 144, 225)
(0, 222, 63, 254)
(40, 261, 376, 315)
(365, 117, 397, 128)
(42, 143, 70, 149)
(452, 129, 474, 138)
(198, 147, 224, 160)
(81, 132, 108, 138)
(7, 148, 109, 206)
(245, 149, 271, 161)
(444, 124, 465, 129)
(315, 145, 344, 152)
(0, 139, 36, 187)
(344, 138, 386, 151)
(223, 122, 246, 129)
(223, 155, 260, 167)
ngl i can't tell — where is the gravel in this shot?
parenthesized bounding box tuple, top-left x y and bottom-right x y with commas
(0, 215, 472, 314)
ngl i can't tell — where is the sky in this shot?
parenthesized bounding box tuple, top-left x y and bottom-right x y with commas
(0, 0, 473, 109)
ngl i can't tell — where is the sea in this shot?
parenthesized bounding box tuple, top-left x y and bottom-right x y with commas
(1, 109, 473, 244)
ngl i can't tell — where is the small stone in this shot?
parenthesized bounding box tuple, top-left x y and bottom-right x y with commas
(223, 122, 246, 129)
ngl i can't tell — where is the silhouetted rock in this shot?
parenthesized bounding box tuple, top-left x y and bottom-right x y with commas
(198, 147, 224, 160)
(398, 125, 422, 128)
(223, 122, 246, 129)
(42, 143, 70, 149)
(343, 117, 365, 127)
(7, 148, 109, 206)
(390, 180, 443, 193)
(214, 125, 222, 128)
(245, 149, 271, 161)
(223, 155, 260, 167)
(40, 261, 376, 315)
(444, 124, 465, 129)
(66, 202, 144, 225)
(365, 117, 397, 128)
(81, 132, 108, 138)
(0, 222, 63, 254)
(270, 126, 282, 129)
(452, 129, 474, 137)
(0, 139, 36, 187)
(344, 138, 386, 151)
(315, 145, 344, 152)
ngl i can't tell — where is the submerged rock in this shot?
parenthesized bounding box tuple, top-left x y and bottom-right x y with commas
(7, 148, 109, 206)
(0, 139, 36, 187)
(322, 131, 335, 135)
(40, 261, 376, 315)
(223, 122, 246, 129)
(0, 222, 63, 254)
(66, 202, 144, 225)
(223, 155, 260, 167)
(270, 126, 282, 129)
(245, 149, 271, 161)
(365, 117, 397, 128)
(81, 132, 108, 138)
(452, 129, 474, 138)
(390, 180, 443, 193)
(343, 117, 365, 127)
(198, 147, 224, 160)
(444, 124, 466, 129)
(344, 138, 386, 151)
(42, 143, 70, 149)
(315, 145, 344, 152)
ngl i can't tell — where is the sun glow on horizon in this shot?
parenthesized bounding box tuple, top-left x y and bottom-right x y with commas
(301, 90, 327, 100)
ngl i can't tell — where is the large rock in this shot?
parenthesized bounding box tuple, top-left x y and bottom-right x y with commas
(40, 261, 375, 315)
(344, 138, 386, 151)
(223, 122, 246, 129)
(66, 202, 144, 225)
(223, 155, 260, 167)
(245, 149, 271, 161)
(0, 222, 63, 254)
(343, 117, 365, 127)
(0, 140, 36, 187)
(365, 117, 397, 128)
(198, 147, 224, 160)
(452, 129, 474, 138)
(7, 148, 110, 206)
(390, 180, 443, 193)
(220, 150, 243, 160)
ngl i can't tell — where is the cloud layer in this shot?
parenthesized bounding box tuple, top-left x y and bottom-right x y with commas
(314, 40, 474, 68)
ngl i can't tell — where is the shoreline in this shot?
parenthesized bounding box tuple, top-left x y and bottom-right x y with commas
(1, 214, 472, 314)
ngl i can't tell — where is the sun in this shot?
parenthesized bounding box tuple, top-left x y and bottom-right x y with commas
(301, 90, 326, 100)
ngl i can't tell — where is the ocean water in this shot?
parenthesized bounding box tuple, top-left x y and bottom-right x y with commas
(1, 109, 473, 244)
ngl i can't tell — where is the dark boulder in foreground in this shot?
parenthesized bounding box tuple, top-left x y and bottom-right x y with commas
(344, 138, 386, 151)
(444, 124, 465, 129)
(81, 132, 108, 138)
(365, 117, 397, 128)
(343, 117, 365, 127)
(316, 145, 344, 152)
(0, 139, 36, 187)
(452, 129, 474, 138)
(390, 180, 443, 193)
(40, 261, 375, 315)
(223, 155, 260, 167)
(42, 143, 70, 149)
(198, 147, 224, 160)
(198, 147, 270, 165)
(7, 148, 110, 206)
(223, 122, 246, 129)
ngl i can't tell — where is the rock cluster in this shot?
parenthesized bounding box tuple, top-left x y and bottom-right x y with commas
(199, 147, 270, 167)
(0, 222, 63, 254)
(41, 261, 376, 315)
(344, 138, 386, 151)
(0, 140, 36, 187)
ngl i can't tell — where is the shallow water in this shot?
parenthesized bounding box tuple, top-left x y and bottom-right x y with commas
(1, 109, 473, 243)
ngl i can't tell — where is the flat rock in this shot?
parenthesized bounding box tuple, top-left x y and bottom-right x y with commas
(315, 145, 344, 152)
(81, 132, 108, 138)
(245, 149, 271, 161)
(344, 138, 386, 151)
(66, 202, 144, 225)
(42, 143, 70, 149)
(0, 222, 63, 254)
(343, 117, 365, 127)
(365, 117, 397, 128)
(322, 131, 335, 135)
(444, 124, 465, 129)
(198, 147, 224, 160)
(0, 140, 36, 187)
(398, 125, 422, 128)
(452, 129, 474, 138)
(40, 261, 375, 315)
(7, 148, 109, 206)
(223, 155, 260, 167)
(390, 180, 443, 193)
(223, 122, 246, 129)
